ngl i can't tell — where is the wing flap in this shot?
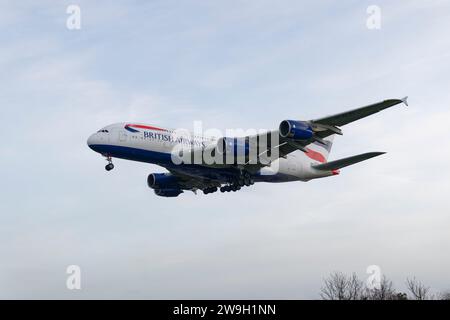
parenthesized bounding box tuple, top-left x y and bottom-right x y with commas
(312, 152, 385, 171)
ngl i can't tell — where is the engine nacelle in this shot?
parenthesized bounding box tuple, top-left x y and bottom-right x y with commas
(215, 137, 250, 164)
(154, 188, 183, 197)
(147, 173, 180, 189)
(216, 137, 250, 156)
(279, 120, 313, 140)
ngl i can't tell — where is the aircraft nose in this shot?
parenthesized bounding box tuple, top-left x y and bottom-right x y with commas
(87, 133, 97, 149)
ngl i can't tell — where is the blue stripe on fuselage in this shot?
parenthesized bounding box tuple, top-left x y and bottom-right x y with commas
(89, 144, 296, 183)
(89, 144, 172, 163)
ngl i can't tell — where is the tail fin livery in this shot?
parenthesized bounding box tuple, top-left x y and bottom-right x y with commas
(304, 135, 334, 163)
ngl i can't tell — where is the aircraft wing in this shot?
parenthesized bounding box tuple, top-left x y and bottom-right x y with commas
(311, 97, 408, 139)
(268, 97, 408, 159)
(177, 97, 407, 169)
(165, 167, 222, 189)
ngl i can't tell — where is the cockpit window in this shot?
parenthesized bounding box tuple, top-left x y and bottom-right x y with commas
(97, 130, 109, 133)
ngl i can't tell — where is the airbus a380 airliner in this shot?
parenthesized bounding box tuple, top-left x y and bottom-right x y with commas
(87, 97, 407, 197)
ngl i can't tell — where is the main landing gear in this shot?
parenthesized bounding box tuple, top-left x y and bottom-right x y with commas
(104, 156, 114, 171)
(203, 187, 218, 195)
(220, 184, 240, 193)
(219, 171, 255, 193)
(203, 172, 255, 195)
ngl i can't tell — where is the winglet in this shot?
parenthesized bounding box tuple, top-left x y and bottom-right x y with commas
(401, 96, 409, 106)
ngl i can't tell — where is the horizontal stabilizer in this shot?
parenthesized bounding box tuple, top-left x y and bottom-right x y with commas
(312, 152, 385, 171)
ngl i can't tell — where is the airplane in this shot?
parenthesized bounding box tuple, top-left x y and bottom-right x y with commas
(87, 97, 408, 197)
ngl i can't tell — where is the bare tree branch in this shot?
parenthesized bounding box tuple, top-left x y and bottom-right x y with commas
(363, 276, 398, 300)
(406, 277, 432, 300)
(320, 272, 363, 300)
(320, 272, 444, 300)
(438, 291, 450, 300)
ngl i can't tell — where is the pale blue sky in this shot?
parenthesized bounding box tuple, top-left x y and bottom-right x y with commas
(1, 0, 450, 298)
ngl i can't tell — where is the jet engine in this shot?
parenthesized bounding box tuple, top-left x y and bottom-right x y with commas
(216, 137, 250, 156)
(147, 173, 180, 189)
(215, 137, 250, 164)
(279, 120, 313, 140)
(154, 188, 183, 197)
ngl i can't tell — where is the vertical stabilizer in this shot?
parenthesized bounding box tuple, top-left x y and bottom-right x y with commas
(304, 135, 334, 163)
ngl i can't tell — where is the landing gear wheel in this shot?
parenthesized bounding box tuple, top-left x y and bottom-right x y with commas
(221, 185, 231, 192)
(203, 187, 218, 195)
(104, 155, 114, 171)
(240, 171, 253, 187)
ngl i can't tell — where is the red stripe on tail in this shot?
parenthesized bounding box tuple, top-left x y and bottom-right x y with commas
(305, 148, 326, 163)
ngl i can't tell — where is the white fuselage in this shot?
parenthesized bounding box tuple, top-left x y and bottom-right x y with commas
(87, 122, 336, 183)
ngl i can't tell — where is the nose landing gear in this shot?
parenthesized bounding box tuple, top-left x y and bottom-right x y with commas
(104, 156, 114, 171)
